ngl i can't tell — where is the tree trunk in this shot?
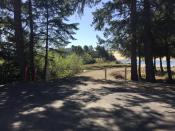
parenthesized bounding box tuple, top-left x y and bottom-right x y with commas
(44, 1, 49, 81)
(138, 43, 142, 79)
(28, 0, 35, 80)
(130, 0, 138, 81)
(165, 42, 172, 81)
(138, 55, 142, 79)
(159, 57, 164, 73)
(153, 57, 157, 72)
(143, 0, 155, 82)
(13, 0, 25, 80)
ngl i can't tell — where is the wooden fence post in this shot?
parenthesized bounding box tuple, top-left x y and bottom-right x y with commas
(125, 67, 127, 81)
(105, 68, 107, 80)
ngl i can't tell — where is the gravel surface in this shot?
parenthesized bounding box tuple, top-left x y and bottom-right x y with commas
(0, 70, 175, 131)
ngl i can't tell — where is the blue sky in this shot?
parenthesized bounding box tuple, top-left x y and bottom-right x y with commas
(68, 4, 104, 47)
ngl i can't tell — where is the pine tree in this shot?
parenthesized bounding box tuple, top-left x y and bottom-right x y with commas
(143, 0, 155, 82)
(13, 0, 26, 80)
(28, 0, 35, 80)
(130, 0, 138, 81)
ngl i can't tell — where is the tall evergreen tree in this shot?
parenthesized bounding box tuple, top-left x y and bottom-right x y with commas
(43, 0, 49, 81)
(92, 0, 139, 81)
(143, 0, 155, 82)
(28, 0, 35, 80)
(13, 0, 25, 80)
(34, 0, 79, 80)
(130, 0, 138, 81)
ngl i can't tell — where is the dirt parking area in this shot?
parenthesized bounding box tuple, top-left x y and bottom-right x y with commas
(0, 70, 175, 131)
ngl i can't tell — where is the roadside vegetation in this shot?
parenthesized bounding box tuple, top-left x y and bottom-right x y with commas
(0, 0, 174, 84)
(0, 43, 118, 83)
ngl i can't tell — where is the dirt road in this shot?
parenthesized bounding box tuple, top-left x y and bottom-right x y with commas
(0, 70, 175, 131)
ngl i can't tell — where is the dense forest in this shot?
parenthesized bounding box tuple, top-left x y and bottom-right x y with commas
(0, 0, 175, 83)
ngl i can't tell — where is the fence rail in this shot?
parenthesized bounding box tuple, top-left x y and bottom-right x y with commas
(0, 66, 130, 84)
(77, 67, 130, 81)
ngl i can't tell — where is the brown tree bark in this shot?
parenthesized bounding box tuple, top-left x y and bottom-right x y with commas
(153, 57, 157, 72)
(143, 0, 155, 82)
(130, 0, 138, 81)
(138, 42, 142, 79)
(159, 57, 164, 73)
(28, 0, 35, 80)
(13, 0, 25, 80)
(44, 0, 49, 81)
(165, 41, 172, 81)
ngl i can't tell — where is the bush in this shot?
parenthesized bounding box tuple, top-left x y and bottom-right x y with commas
(34, 52, 83, 80)
(49, 53, 82, 79)
(0, 61, 20, 83)
(82, 53, 96, 64)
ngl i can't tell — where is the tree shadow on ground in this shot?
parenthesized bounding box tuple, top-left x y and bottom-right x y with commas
(0, 76, 175, 131)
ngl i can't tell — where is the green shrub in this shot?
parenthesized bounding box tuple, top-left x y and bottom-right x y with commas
(33, 51, 83, 80)
(82, 53, 96, 64)
(0, 58, 5, 65)
(49, 53, 82, 79)
(0, 61, 20, 83)
(34, 53, 45, 79)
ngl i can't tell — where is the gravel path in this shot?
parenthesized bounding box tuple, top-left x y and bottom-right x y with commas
(0, 70, 175, 131)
